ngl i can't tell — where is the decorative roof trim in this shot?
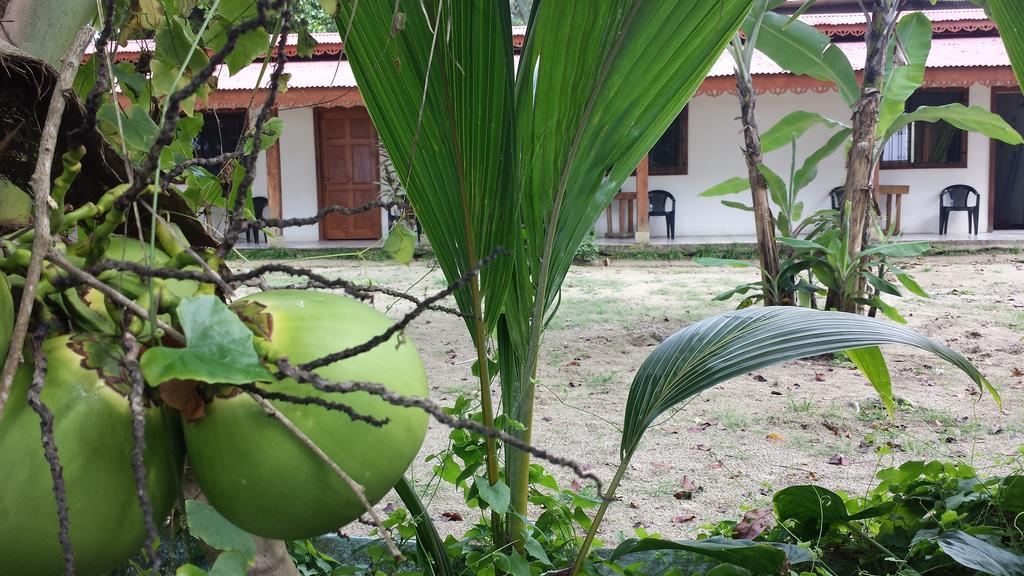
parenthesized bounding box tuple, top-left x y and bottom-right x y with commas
(696, 66, 1018, 97)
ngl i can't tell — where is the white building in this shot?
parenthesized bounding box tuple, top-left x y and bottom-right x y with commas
(107, 5, 1024, 245)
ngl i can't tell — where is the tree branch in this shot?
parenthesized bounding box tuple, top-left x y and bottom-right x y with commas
(0, 26, 94, 422)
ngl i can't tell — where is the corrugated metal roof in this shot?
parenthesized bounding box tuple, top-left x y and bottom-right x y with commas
(705, 36, 1010, 77)
(212, 35, 1009, 90)
(799, 8, 988, 25)
(215, 60, 356, 90)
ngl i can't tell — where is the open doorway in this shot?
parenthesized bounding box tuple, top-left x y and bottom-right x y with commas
(992, 89, 1024, 230)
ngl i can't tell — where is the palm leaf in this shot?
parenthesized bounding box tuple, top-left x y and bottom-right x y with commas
(621, 307, 997, 459)
(335, 0, 517, 336)
(512, 0, 752, 321)
(986, 0, 1024, 88)
(876, 12, 932, 137)
(751, 11, 859, 107)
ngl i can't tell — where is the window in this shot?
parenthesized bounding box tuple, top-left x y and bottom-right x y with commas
(194, 110, 246, 161)
(880, 89, 968, 169)
(649, 107, 688, 175)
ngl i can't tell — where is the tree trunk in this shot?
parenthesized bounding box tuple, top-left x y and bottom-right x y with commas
(837, 0, 900, 313)
(736, 69, 786, 306)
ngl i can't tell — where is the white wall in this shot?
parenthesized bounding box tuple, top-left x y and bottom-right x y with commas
(877, 84, 991, 234)
(277, 107, 320, 242)
(598, 85, 996, 239)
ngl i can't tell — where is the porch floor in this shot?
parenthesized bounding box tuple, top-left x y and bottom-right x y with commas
(236, 230, 1024, 254)
(598, 230, 1024, 252)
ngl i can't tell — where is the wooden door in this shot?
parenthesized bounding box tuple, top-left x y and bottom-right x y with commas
(316, 108, 381, 240)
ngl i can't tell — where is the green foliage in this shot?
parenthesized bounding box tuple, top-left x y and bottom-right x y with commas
(140, 296, 272, 386)
(334, 0, 755, 548)
(751, 459, 1024, 575)
(574, 229, 601, 263)
(176, 500, 257, 576)
(383, 223, 417, 265)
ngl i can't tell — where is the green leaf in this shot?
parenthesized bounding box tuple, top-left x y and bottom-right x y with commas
(793, 128, 851, 193)
(185, 500, 257, 560)
(760, 111, 844, 153)
(757, 163, 787, 209)
(474, 476, 511, 514)
(335, 0, 518, 339)
(885, 104, 1024, 145)
(175, 565, 209, 576)
(140, 296, 273, 386)
(383, 222, 417, 265)
(936, 530, 1024, 576)
(773, 484, 849, 540)
(394, 477, 454, 576)
(507, 551, 531, 576)
(892, 268, 929, 298)
(872, 297, 908, 324)
(721, 200, 755, 212)
(207, 19, 269, 76)
(296, 26, 318, 58)
(845, 346, 894, 417)
(620, 307, 997, 459)
(986, 0, 1024, 89)
(694, 258, 755, 268)
(699, 176, 751, 197)
(776, 236, 827, 251)
(156, 16, 210, 74)
(752, 12, 858, 106)
(858, 241, 931, 258)
(864, 271, 903, 297)
(877, 12, 932, 137)
(209, 550, 250, 576)
(999, 476, 1024, 514)
(524, 534, 552, 566)
(611, 537, 786, 574)
(705, 565, 750, 576)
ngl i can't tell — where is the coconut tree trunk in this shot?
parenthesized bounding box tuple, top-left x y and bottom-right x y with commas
(837, 0, 901, 313)
(736, 67, 786, 306)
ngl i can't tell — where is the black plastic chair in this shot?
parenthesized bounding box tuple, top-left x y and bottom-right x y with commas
(387, 201, 423, 240)
(247, 196, 269, 244)
(939, 185, 980, 235)
(648, 190, 676, 239)
(829, 186, 844, 210)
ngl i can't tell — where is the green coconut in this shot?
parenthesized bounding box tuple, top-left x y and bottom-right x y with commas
(0, 335, 184, 576)
(182, 290, 430, 540)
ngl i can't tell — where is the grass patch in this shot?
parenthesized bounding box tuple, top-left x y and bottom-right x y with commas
(230, 247, 398, 261)
(602, 243, 760, 261)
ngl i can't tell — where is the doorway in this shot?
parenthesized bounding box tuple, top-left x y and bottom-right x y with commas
(992, 89, 1024, 230)
(315, 107, 382, 240)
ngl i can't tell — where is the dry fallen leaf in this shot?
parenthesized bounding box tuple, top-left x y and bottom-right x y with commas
(1012, 367, 1023, 377)
(441, 511, 463, 521)
(827, 453, 851, 466)
(752, 374, 768, 382)
(765, 432, 784, 443)
(674, 476, 701, 500)
(732, 508, 776, 540)
(695, 443, 712, 451)
(672, 513, 697, 523)
(709, 461, 724, 470)
(814, 372, 826, 382)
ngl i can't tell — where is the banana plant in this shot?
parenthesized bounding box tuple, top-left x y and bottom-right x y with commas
(331, 0, 754, 547)
(567, 305, 998, 575)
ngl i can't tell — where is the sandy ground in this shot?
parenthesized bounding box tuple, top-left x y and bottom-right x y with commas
(237, 252, 1024, 543)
